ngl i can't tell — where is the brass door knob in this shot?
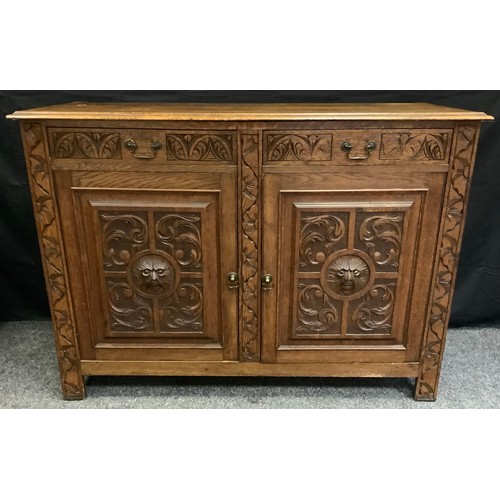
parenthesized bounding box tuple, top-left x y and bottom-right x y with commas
(227, 272, 239, 289)
(262, 273, 273, 290)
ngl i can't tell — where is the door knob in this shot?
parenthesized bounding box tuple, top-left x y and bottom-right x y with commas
(262, 273, 273, 291)
(227, 272, 239, 289)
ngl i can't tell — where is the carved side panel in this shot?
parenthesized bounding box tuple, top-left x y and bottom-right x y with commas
(416, 125, 478, 401)
(53, 131, 121, 159)
(380, 131, 451, 161)
(22, 123, 84, 399)
(240, 134, 260, 360)
(266, 133, 332, 162)
(166, 132, 236, 162)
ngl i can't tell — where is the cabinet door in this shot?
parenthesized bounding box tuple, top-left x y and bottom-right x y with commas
(55, 169, 238, 361)
(262, 170, 446, 363)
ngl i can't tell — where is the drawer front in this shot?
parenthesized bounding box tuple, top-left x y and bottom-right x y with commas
(263, 128, 454, 166)
(48, 128, 238, 165)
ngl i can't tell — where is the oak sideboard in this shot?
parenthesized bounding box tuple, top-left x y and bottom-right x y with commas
(8, 102, 492, 400)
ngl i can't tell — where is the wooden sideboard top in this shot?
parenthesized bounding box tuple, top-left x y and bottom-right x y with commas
(7, 102, 493, 121)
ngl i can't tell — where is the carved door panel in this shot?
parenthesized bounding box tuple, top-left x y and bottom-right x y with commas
(55, 170, 238, 361)
(261, 170, 446, 363)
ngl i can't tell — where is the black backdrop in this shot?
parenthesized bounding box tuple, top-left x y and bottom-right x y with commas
(0, 90, 499, 325)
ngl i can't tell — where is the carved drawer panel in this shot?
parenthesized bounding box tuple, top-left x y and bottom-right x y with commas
(263, 128, 454, 165)
(48, 128, 237, 165)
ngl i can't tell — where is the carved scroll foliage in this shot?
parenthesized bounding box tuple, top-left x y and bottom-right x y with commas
(267, 133, 332, 161)
(297, 284, 339, 333)
(23, 123, 84, 398)
(299, 214, 345, 268)
(359, 214, 404, 268)
(416, 126, 477, 400)
(380, 132, 450, 161)
(240, 134, 259, 360)
(100, 210, 204, 334)
(108, 281, 153, 331)
(100, 213, 148, 268)
(160, 283, 203, 331)
(156, 214, 202, 269)
(166, 133, 235, 162)
(54, 131, 121, 159)
(351, 283, 395, 333)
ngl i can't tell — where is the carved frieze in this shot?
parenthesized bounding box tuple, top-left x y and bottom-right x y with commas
(166, 132, 236, 162)
(266, 133, 332, 162)
(380, 132, 450, 161)
(54, 131, 121, 159)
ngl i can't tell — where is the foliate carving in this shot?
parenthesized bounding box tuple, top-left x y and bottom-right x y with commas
(129, 252, 179, 299)
(160, 283, 203, 331)
(108, 281, 153, 331)
(351, 283, 395, 332)
(166, 133, 235, 161)
(100, 209, 204, 335)
(240, 134, 259, 360)
(299, 214, 346, 268)
(380, 132, 450, 161)
(416, 125, 477, 400)
(155, 214, 202, 269)
(267, 133, 332, 161)
(54, 131, 121, 159)
(294, 204, 407, 337)
(100, 213, 148, 268)
(23, 123, 84, 398)
(359, 214, 404, 268)
(297, 284, 339, 333)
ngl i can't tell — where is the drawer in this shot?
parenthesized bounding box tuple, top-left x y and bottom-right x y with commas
(48, 128, 238, 165)
(263, 128, 454, 166)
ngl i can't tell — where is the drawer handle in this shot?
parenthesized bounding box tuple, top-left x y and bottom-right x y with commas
(341, 140, 377, 160)
(227, 272, 239, 289)
(125, 139, 162, 159)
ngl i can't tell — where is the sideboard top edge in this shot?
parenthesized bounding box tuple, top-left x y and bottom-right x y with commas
(6, 102, 494, 122)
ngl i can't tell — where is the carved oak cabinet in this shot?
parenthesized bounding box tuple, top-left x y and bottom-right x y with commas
(8, 103, 492, 400)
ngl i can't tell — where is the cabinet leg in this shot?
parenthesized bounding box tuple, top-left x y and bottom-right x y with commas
(414, 370, 439, 401)
(61, 378, 86, 401)
(55, 351, 86, 400)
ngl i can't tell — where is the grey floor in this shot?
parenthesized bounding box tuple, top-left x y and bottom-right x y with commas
(0, 321, 498, 408)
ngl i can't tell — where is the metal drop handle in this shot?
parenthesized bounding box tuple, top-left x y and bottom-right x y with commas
(341, 140, 377, 160)
(125, 139, 162, 159)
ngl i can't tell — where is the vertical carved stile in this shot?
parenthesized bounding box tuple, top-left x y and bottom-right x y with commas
(22, 123, 84, 399)
(239, 133, 260, 361)
(415, 125, 479, 401)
